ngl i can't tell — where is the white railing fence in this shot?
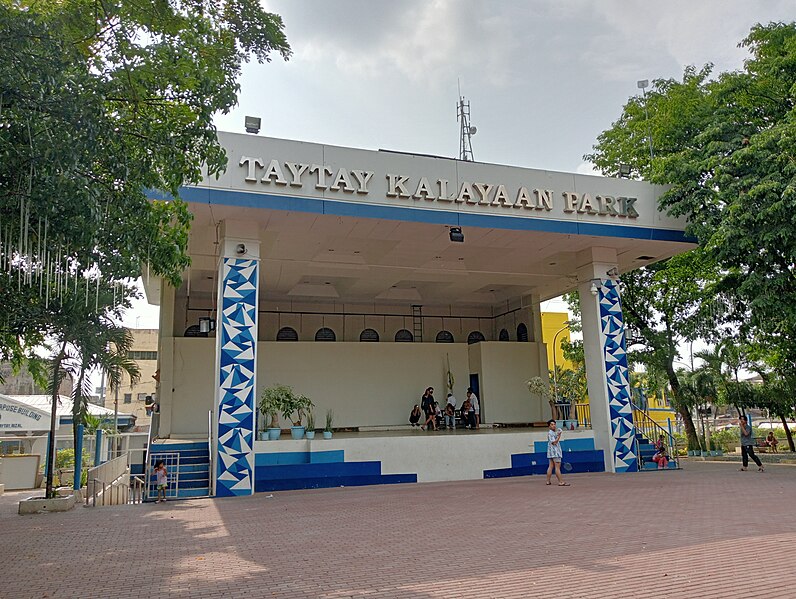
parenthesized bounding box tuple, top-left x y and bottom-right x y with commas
(85, 454, 130, 507)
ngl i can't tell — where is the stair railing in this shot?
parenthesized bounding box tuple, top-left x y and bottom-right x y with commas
(207, 410, 214, 497)
(130, 476, 146, 504)
(631, 402, 678, 470)
(146, 451, 180, 501)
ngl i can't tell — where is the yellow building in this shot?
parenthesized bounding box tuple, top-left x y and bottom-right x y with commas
(541, 312, 574, 372)
(639, 387, 678, 430)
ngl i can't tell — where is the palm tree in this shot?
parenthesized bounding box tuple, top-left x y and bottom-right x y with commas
(43, 285, 138, 498)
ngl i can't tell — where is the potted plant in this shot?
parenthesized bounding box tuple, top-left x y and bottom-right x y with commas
(323, 409, 334, 439)
(259, 384, 291, 440)
(305, 410, 316, 440)
(281, 390, 314, 440)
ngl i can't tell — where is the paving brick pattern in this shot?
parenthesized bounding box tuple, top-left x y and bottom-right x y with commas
(1, 462, 794, 598)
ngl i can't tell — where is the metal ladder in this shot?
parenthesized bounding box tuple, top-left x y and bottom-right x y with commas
(411, 305, 423, 342)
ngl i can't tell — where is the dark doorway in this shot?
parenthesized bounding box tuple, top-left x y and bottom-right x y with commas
(469, 373, 481, 422)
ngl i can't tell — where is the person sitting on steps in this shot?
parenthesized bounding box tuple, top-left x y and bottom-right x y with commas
(409, 405, 422, 427)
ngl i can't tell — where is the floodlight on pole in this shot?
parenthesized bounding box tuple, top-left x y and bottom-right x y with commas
(245, 116, 261, 134)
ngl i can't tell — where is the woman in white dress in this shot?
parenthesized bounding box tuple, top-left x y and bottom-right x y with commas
(545, 419, 569, 486)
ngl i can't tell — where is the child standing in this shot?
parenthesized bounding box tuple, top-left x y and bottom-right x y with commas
(154, 460, 168, 503)
(545, 419, 569, 486)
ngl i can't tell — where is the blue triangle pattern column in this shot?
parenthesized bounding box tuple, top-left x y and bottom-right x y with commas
(216, 258, 258, 497)
(597, 279, 638, 473)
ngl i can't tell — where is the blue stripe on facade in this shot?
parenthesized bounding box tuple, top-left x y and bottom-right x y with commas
(148, 187, 695, 244)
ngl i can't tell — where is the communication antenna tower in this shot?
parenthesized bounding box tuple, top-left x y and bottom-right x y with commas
(457, 84, 476, 161)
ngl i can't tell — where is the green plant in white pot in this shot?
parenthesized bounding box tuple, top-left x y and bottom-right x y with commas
(281, 391, 314, 440)
(259, 384, 291, 440)
(323, 409, 334, 439)
(305, 410, 316, 440)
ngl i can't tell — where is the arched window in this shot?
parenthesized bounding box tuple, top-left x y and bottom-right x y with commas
(394, 329, 414, 342)
(435, 330, 454, 343)
(315, 327, 336, 342)
(359, 328, 379, 342)
(517, 323, 529, 342)
(498, 328, 509, 341)
(467, 331, 486, 345)
(184, 325, 207, 338)
(276, 327, 299, 341)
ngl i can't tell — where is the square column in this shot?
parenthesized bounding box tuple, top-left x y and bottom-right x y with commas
(578, 249, 637, 473)
(214, 221, 260, 497)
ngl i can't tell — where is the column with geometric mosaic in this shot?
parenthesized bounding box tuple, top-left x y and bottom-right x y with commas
(595, 278, 638, 472)
(215, 256, 259, 497)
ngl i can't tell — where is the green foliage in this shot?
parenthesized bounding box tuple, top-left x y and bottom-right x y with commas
(587, 22, 796, 384)
(0, 1, 290, 366)
(54, 448, 92, 470)
(258, 384, 314, 427)
(83, 413, 113, 434)
(526, 377, 554, 402)
(282, 393, 313, 427)
(325, 409, 334, 433)
(258, 384, 290, 428)
(305, 410, 315, 432)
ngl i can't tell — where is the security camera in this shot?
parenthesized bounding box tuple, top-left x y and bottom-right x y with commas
(607, 267, 619, 277)
(590, 281, 600, 296)
(235, 243, 246, 255)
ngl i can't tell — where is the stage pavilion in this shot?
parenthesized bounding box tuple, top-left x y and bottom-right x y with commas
(144, 132, 693, 498)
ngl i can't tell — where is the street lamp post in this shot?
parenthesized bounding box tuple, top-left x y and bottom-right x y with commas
(637, 79, 654, 165)
(552, 323, 572, 421)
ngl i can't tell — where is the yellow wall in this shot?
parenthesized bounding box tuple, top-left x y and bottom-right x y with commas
(643, 389, 678, 429)
(541, 312, 573, 372)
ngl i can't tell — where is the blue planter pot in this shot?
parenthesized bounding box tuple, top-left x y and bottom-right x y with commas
(291, 426, 305, 440)
(267, 428, 282, 440)
(305, 430, 316, 440)
(323, 431, 333, 439)
(701, 451, 710, 457)
(258, 431, 268, 441)
(716, 450, 724, 456)
(555, 420, 565, 430)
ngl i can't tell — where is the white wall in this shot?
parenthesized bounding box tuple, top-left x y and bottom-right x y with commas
(259, 342, 471, 428)
(165, 338, 547, 435)
(474, 342, 549, 424)
(170, 338, 215, 436)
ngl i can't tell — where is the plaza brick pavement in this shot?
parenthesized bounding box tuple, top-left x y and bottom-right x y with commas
(1, 461, 795, 599)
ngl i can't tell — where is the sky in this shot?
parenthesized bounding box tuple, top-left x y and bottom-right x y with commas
(124, 0, 795, 330)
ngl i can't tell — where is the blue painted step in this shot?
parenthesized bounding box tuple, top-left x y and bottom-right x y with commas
(150, 442, 208, 452)
(485, 450, 605, 479)
(175, 487, 210, 498)
(147, 441, 211, 500)
(255, 450, 345, 466)
(511, 450, 604, 468)
(255, 473, 416, 492)
(255, 461, 382, 481)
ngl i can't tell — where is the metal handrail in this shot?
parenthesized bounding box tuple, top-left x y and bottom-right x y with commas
(86, 463, 131, 507)
(207, 409, 213, 497)
(631, 402, 678, 469)
(552, 402, 591, 428)
(130, 476, 146, 504)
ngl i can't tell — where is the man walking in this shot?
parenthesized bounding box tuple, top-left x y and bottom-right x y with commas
(739, 415, 764, 472)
